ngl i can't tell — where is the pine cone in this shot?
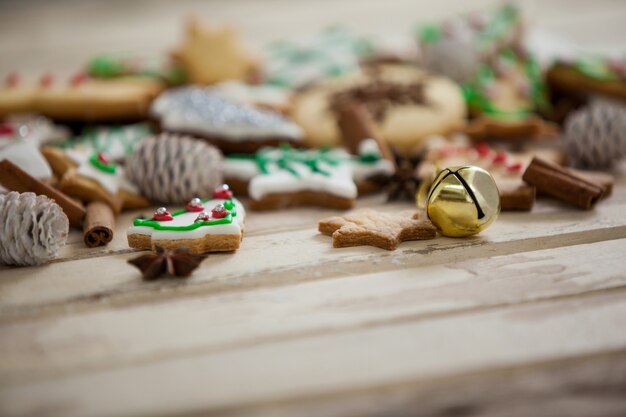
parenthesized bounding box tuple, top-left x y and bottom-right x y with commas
(564, 101, 626, 169)
(126, 133, 223, 204)
(421, 38, 481, 84)
(0, 192, 69, 266)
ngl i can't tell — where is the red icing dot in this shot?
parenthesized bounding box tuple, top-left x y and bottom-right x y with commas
(0, 124, 15, 136)
(507, 162, 523, 173)
(211, 205, 228, 219)
(152, 208, 174, 221)
(474, 143, 491, 158)
(40, 73, 54, 87)
(5, 72, 20, 87)
(97, 152, 111, 165)
(212, 184, 233, 200)
(186, 198, 205, 212)
(493, 151, 507, 164)
(70, 72, 87, 86)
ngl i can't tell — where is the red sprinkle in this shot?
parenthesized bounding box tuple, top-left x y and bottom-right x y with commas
(212, 184, 233, 200)
(153, 210, 174, 222)
(70, 72, 87, 86)
(186, 200, 205, 212)
(474, 143, 491, 158)
(5, 72, 20, 87)
(195, 212, 210, 222)
(211, 206, 228, 219)
(507, 162, 524, 173)
(39, 73, 54, 87)
(493, 151, 508, 164)
(0, 124, 15, 136)
(97, 152, 111, 165)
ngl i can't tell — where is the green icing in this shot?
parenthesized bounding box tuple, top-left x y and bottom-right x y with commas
(571, 57, 624, 82)
(87, 54, 187, 85)
(133, 198, 237, 231)
(56, 124, 150, 156)
(89, 153, 117, 174)
(418, 24, 442, 44)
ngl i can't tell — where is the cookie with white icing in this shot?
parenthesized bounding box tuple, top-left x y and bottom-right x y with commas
(127, 184, 245, 254)
(151, 86, 303, 154)
(290, 64, 466, 156)
(223, 145, 393, 210)
(58, 151, 149, 213)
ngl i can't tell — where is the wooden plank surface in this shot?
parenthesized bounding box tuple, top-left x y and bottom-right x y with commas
(1, 0, 626, 416)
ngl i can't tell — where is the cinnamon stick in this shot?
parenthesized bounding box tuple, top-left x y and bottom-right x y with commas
(0, 159, 85, 228)
(522, 157, 604, 209)
(337, 103, 395, 166)
(83, 201, 115, 248)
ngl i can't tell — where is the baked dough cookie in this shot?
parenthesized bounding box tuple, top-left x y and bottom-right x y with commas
(0, 74, 163, 122)
(151, 86, 303, 154)
(290, 64, 467, 155)
(547, 58, 626, 103)
(127, 186, 245, 254)
(171, 19, 259, 85)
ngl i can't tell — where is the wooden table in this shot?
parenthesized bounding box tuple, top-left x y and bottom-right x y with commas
(1, 1, 626, 416)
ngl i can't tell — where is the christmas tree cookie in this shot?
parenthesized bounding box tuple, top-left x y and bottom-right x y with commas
(127, 184, 246, 254)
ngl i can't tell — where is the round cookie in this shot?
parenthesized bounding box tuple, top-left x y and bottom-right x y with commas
(290, 64, 467, 155)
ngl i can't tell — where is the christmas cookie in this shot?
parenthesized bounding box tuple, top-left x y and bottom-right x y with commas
(223, 144, 393, 210)
(547, 57, 626, 104)
(87, 53, 186, 86)
(0, 73, 163, 122)
(151, 86, 303, 154)
(208, 80, 292, 114)
(319, 209, 436, 250)
(42, 123, 151, 178)
(171, 19, 259, 85)
(0, 122, 53, 192)
(290, 64, 466, 155)
(58, 151, 149, 214)
(127, 184, 246, 254)
(418, 3, 524, 84)
(462, 50, 558, 141)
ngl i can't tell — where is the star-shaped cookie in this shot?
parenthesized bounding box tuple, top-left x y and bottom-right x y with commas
(319, 209, 436, 250)
(171, 19, 258, 84)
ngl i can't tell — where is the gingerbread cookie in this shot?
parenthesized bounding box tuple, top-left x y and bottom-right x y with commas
(290, 64, 466, 155)
(58, 151, 149, 213)
(171, 19, 259, 85)
(127, 184, 245, 254)
(87, 53, 186, 86)
(417, 138, 563, 211)
(319, 209, 436, 250)
(42, 123, 150, 178)
(547, 57, 626, 104)
(151, 86, 303, 154)
(224, 145, 394, 210)
(0, 73, 163, 122)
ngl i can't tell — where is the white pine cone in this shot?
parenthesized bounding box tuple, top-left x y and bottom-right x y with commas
(0, 192, 69, 266)
(126, 133, 223, 204)
(564, 100, 626, 169)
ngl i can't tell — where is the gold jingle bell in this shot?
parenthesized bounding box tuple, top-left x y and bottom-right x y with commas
(426, 166, 500, 237)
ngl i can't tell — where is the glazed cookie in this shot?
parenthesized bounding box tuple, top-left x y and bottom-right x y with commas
(87, 53, 186, 86)
(547, 57, 626, 103)
(42, 123, 151, 178)
(463, 50, 558, 141)
(171, 19, 259, 85)
(290, 64, 466, 155)
(127, 184, 245, 254)
(151, 86, 303, 154)
(208, 81, 292, 114)
(58, 151, 149, 213)
(0, 73, 163, 122)
(223, 145, 394, 210)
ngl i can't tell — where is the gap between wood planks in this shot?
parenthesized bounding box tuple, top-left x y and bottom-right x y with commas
(2, 286, 626, 417)
(1, 238, 625, 384)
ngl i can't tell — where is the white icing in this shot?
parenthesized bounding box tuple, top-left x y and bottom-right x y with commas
(0, 140, 52, 193)
(351, 158, 395, 182)
(151, 87, 303, 142)
(59, 124, 149, 162)
(127, 198, 246, 241)
(210, 81, 290, 108)
(358, 138, 381, 157)
(76, 162, 136, 195)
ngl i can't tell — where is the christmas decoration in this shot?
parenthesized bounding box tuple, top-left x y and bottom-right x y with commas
(564, 101, 626, 169)
(127, 246, 208, 280)
(126, 133, 223, 204)
(0, 192, 69, 266)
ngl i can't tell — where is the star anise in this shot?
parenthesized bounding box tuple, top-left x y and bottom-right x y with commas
(128, 246, 208, 280)
(386, 149, 423, 201)
(330, 79, 428, 122)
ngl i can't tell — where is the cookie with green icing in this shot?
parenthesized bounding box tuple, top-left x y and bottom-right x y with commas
(127, 184, 246, 253)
